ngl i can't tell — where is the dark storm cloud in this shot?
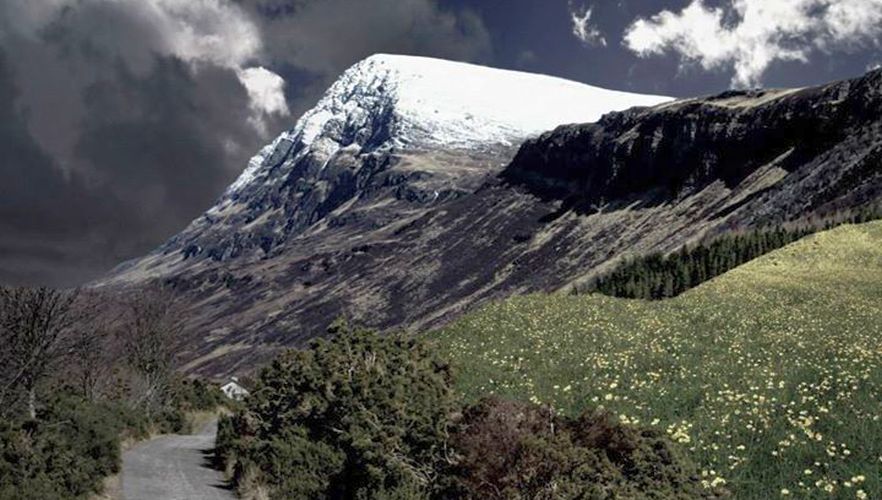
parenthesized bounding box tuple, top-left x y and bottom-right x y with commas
(0, 44, 269, 286)
(0, 0, 491, 287)
(0, 0, 276, 287)
(74, 59, 263, 234)
(0, 51, 131, 285)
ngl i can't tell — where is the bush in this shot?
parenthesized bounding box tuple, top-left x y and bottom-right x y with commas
(153, 407, 189, 434)
(442, 398, 720, 499)
(0, 392, 149, 499)
(139, 377, 226, 435)
(219, 321, 458, 499)
(215, 414, 236, 462)
(171, 378, 226, 413)
(217, 323, 715, 499)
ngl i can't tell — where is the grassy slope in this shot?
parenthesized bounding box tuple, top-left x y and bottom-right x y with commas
(435, 221, 882, 499)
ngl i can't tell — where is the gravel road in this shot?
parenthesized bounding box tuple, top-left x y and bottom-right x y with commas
(122, 420, 234, 500)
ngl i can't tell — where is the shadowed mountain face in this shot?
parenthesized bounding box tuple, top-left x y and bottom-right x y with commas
(103, 59, 882, 377)
(504, 70, 882, 222)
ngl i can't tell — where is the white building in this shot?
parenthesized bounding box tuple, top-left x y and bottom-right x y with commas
(221, 376, 249, 401)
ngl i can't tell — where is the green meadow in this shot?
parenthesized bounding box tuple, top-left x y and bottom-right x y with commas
(436, 221, 882, 499)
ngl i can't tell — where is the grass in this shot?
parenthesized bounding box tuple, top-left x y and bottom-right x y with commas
(434, 221, 882, 499)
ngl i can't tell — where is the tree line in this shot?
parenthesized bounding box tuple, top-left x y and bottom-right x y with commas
(0, 286, 187, 420)
(580, 205, 882, 300)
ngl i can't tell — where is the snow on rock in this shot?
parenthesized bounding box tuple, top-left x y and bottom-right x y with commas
(227, 54, 671, 194)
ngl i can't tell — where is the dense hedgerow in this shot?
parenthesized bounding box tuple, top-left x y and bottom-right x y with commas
(0, 391, 147, 500)
(218, 320, 458, 498)
(217, 323, 709, 499)
(0, 378, 226, 500)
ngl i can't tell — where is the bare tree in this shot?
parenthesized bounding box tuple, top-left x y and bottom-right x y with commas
(121, 285, 183, 415)
(0, 287, 79, 419)
(67, 290, 122, 402)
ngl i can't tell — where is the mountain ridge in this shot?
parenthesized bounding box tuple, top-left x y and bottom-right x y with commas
(503, 70, 882, 218)
(100, 59, 882, 377)
(220, 53, 674, 201)
(104, 54, 671, 283)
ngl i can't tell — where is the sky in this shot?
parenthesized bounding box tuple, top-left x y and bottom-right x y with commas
(1, 0, 882, 287)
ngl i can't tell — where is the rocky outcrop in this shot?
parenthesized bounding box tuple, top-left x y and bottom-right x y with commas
(503, 70, 882, 223)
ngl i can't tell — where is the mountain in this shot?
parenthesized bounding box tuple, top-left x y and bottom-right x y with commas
(103, 57, 881, 376)
(503, 73, 882, 226)
(436, 219, 882, 499)
(107, 54, 670, 274)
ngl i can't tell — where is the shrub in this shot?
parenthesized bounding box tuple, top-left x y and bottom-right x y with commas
(153, 407, 189, 434)
(215, 414, 236, 462)
(441, 398, 720, 499)
(218, 323, 714, 499)
(171, 378, 226, 412)
(0, 392, 148, 499)
(220, 321, 458, 499)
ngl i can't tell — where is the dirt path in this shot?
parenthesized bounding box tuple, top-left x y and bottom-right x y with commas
(121, 420, 234, 500)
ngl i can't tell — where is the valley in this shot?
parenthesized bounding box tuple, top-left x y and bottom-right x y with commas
(84, 57, 882, 497)
(6, 3, 882, 498)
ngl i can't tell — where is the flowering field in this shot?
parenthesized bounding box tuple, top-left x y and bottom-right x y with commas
(436, 221, 882, 499)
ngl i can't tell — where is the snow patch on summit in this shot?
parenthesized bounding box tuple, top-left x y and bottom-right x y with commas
(382, 54, 669, 147)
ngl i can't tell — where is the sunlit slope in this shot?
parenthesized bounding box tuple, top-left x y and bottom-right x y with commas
(436, 221, 882, 498)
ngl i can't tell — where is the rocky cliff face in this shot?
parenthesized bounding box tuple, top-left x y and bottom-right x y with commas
(102, 59, 881, 377)
(504, 70, 882, 224)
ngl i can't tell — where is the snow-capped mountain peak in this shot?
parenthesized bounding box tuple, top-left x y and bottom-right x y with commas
(342, 54, 670, 147)
(228, 54, 671, 193)
(103, 54, 675, 280)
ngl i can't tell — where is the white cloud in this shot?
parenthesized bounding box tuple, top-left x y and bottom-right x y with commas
(624, 0, 882, 88)
(237, 66, 290, 133)
(3, 0, 286, 129)
(571, 6, 607, 47)
(4, 0, 262, 69)
(142, 0, 263, 69)
(104, 0, 286, 128)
